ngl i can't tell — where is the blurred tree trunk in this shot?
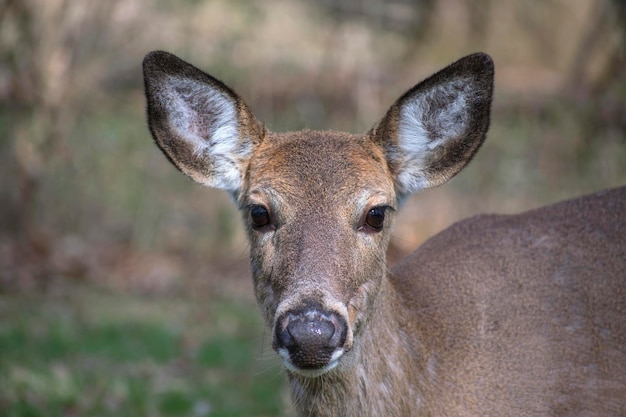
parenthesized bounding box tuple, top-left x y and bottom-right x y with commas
(0, 0, 117, 289)
(565, 0, 626, 166)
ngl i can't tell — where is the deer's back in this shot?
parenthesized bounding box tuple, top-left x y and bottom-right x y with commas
(391, 186, 626, 416)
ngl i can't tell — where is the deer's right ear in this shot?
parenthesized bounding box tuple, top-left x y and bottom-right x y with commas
(143, 51, 264, 193)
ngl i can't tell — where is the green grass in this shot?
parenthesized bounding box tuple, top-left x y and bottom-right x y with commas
(0, 286, 286, 417)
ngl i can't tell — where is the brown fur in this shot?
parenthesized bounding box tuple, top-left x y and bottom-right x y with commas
(143, 51, 626, 416)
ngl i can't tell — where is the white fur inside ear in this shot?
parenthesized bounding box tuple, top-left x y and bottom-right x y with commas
(396, 78, 472, 192)
(163, 76, 250, 190)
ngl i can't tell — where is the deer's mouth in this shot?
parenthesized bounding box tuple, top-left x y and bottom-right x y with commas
(277, 346, 345, 378)
(272, 303, 350, 377)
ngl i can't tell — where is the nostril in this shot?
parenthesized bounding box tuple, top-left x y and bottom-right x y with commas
(327, 314, 345, 347)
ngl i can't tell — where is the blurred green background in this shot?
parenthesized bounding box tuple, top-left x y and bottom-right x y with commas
(0, 0, 624, 415)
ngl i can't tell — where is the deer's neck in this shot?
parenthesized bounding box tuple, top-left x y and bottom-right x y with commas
(287, 278, 421, 417)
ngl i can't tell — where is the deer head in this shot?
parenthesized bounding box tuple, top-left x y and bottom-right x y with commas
(143, 50, 493, 377)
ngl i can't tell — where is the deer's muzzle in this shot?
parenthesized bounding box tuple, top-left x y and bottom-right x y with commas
(273, 303, 348, 376)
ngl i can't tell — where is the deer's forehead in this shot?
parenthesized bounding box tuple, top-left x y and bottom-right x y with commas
(245, 131, 394, 205)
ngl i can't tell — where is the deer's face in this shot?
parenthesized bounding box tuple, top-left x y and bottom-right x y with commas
(143, 50, 493, 378)
(240, 131, 397, 376)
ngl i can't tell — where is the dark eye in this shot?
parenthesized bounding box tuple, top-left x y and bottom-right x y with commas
(250, 205, 271, 228)
(364, 206, 386, 231)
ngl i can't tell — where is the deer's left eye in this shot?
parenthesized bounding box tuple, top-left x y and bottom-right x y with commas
(361, 206, 392, 233)
(365, 207, 385, 230)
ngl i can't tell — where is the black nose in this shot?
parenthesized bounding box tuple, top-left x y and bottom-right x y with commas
(274, 306, 347, 370)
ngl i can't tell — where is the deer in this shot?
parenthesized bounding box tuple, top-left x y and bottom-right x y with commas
(143, 50, 626, 416)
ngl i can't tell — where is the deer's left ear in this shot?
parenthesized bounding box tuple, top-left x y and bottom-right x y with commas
(371, 53, 494, 199)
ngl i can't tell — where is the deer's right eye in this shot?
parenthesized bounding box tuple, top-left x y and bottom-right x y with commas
(250, 205, 271, 229)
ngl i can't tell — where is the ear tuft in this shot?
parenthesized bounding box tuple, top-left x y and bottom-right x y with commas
(143, 51, 261, 192)
(374, 53, 494, 198)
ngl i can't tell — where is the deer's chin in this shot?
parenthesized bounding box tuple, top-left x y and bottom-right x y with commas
(279, 348, 345, 378)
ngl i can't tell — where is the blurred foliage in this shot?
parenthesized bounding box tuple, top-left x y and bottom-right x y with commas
(0, 0, 624, 414)
(1, 0, 624, 285)
(0, 286, 284, 416)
